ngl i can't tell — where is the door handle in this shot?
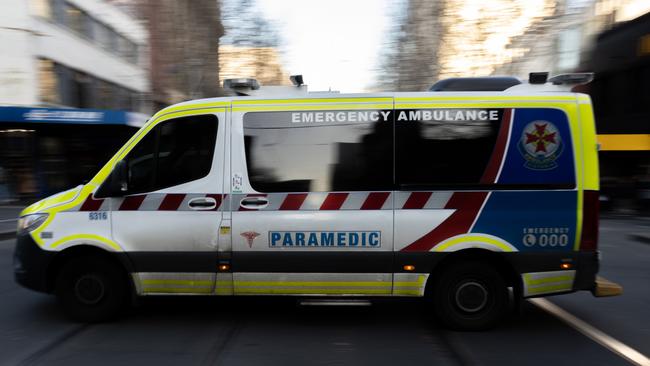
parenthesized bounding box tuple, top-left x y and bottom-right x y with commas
(188, 197, 217, 210)
(240, 196, 269, 209)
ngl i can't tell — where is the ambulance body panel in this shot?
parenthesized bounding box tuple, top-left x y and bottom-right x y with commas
(14, 85, 610, 328)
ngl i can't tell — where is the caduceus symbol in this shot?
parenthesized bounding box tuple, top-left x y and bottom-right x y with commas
(240, 231, 260, 248)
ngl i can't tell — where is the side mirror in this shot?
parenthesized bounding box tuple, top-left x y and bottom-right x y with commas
(95, 160, 129, 198)
(114, 160, 128, 192)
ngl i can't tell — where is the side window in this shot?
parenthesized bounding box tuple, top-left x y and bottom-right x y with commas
(395, 108, 575, 188)
(123, 115, 217, 194)
(243, 110, 393, 192)
(396, 109, 503, 187)
(155, 116, 217, 189)
(126, 127, 156, 194)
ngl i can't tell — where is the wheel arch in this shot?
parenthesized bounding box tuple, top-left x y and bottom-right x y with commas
(424, 248, 522, 297)
(46, 245, 135, 294)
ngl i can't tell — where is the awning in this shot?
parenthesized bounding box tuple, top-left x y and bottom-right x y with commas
(0, 106, 149, 128)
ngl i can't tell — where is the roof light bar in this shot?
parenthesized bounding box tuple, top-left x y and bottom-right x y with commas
(290, 75, 304, 86)
(548, 73, 594, 86)
(223, 78, 260, 90)
(528, 72, 548, 84)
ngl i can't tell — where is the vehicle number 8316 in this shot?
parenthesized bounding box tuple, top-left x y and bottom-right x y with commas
(88, 212, 108, 221)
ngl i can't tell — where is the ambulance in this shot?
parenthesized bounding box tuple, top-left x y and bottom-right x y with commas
(13, 72, 622, 330)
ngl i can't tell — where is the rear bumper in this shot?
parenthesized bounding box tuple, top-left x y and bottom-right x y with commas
(13, 233, 54, 293)
(592, 276, 623, 297)
(510, 251, 599, 298)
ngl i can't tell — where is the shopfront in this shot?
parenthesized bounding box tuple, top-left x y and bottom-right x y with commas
(0, 106, 147, 202)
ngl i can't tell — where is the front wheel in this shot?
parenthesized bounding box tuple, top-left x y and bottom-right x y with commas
(432, 261, 508, 331)
(55, 256, 127, 322)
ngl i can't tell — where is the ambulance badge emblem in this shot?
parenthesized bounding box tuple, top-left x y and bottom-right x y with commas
(518, 121, 563, 170)
(240, 231, 260, 248)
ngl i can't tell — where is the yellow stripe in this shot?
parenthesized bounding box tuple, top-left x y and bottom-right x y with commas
(524, 275, 574, 286)
(434, 235, 514, 252)
(233, 281, 392, 287)
(395, 102, 575, 109)
(580, 104, 599, 191)
(233, 97, 392, 105)
(150, 101, 229, 120)
(573, 100, 588, 250)
(597, 134, 650, 151)
(393, 282, 424, 287)
(235, 288, 390, 294)
(142, 287, 213, 293)
(393, 274, 427, 287)
(395, 96, 576, 102)
(150, 108, 224, 124)
(141, 279, 213, 286)
(233, 104, 393, 112)
(392, 289, 422, 296)
(49, 234, 121, 251)
(527, 283, 572, 294)
(21, 188, 81, 216)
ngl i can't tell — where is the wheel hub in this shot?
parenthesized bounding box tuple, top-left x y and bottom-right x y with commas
(74, 274, 105, 305)
(454, 281, 488, 313)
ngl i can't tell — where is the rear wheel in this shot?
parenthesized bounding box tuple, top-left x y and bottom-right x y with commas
(433, 261, 508, 330)
(55, 256, 127, 322)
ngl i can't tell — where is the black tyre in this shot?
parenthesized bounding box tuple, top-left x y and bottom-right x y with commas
(433, 261, 508, 331)
(55, 256, 127, 322)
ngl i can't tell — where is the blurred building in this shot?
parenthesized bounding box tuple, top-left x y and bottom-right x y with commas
(219, 45, 289, 86)
(492, 0, 650, 78)
(379, 0, 445, 92)
(0, 0, 150, 201)
(134, 0, 224, 110)
(384, 0, 650, 89)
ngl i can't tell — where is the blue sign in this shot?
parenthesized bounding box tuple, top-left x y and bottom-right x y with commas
(269, 231, 381, 248)
(0, 106, 148, 127)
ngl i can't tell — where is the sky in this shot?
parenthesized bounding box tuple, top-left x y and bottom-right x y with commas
(254, 0, 396, 93)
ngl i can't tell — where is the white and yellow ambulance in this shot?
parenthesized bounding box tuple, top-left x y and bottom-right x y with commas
(14, 73, 621, 329)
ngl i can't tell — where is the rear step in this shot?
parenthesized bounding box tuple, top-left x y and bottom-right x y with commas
(299, 299, 372, 307)
(591, 276, 623, 297)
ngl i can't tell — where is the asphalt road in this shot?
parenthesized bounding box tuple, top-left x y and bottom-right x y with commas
(0, 218, 648, 366)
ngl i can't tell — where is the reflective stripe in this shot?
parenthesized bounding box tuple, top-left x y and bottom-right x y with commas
(394, 102, 577, 109)
(393, 273, 429, 297)
(216, 273, 233, 295)
(523, 270, 576, 297)
(133, 272, 430, 297)
(395, 96, 576, 102)
(141, 287, 213, 294)
(233, 104, 393, 112)
(525, 275, 574, 286)
(233, 273, 392, 296)
(234, 288, 390, 295)
(49, 234, 121, 251)
(597, 134, 650, 151)
(134, 272, 216, 295)
(233, 97, 392, 105)
(21, 186, 82, 216)
(433, 234, 517, 252)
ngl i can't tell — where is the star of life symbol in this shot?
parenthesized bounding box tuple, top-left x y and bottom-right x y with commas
(518, 121, 562, 170)
(240, 231, 260, 248)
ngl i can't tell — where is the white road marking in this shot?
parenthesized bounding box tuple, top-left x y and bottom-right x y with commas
(530, 298, 650, 366)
